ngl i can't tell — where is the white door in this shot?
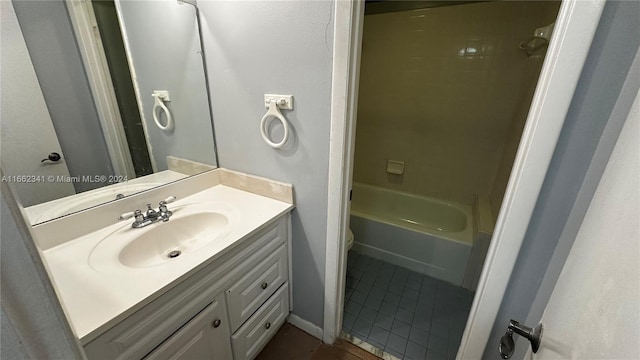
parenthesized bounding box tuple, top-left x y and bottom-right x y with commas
(520, 91, 639, 359)
(1, 1, 75, 207)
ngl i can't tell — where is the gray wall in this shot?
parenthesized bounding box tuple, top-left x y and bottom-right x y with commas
(198, 1, 335, 327)
(12, 0, 114, 192)
(1, 185, 85, 359)
(484, 1, 640, 358)
(1, 0, 76, 206)
(1, 307, 29, 360)
(117, 1, 217, 171)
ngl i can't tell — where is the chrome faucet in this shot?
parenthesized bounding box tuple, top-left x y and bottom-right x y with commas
(119, 196, 176, 228)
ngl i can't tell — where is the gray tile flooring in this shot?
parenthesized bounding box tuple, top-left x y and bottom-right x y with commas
(343, 252, 474, 360)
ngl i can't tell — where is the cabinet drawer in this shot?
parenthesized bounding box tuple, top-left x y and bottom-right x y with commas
(231, 283, 289, 360)
(143, 294, 232, 360)
(227, 245, 287, 331)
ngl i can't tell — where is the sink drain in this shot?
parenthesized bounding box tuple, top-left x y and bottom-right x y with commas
(167, 250, 182, 258)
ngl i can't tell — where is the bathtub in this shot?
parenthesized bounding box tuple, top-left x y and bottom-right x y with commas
(350, 183, 474, 285)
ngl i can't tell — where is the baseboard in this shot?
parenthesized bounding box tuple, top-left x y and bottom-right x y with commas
(287, 313, 323, 340)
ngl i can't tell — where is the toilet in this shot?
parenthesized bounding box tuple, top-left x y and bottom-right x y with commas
(346, 228, 354, 251)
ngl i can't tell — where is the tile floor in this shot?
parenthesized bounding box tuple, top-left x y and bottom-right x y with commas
(342, 252, 474, 360)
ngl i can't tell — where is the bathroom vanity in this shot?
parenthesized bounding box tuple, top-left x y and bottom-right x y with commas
(33, 169, 294, 360)
(84, 215, 290, 360)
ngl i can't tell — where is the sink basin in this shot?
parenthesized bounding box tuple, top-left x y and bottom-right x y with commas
(119, 212, 229, 267)
(88, 203, 236, 271)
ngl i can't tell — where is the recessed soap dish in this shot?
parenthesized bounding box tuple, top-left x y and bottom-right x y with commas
(386, 160, 405, 175)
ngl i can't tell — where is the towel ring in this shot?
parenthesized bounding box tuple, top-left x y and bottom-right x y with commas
(152, 91, 173, 131)
(260, 99, 289, 149)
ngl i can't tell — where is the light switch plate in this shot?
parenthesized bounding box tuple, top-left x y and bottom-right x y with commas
(264, 94, 293, 110)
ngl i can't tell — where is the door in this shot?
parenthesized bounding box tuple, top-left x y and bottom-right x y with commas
(503, 91, 639, 360)
(532, 90, 639, 359)
(1, 1, 75, 207)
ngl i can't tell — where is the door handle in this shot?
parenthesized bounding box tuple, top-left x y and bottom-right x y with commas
(499, 319, 543, 359)
(41, 152, 62, 163)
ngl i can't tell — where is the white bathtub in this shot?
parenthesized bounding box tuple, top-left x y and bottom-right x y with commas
(350, 183, 474, 285)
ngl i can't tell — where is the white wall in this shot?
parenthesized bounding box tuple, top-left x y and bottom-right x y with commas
(117, 0, 217, 170)
(535, 88, 639, 359)
(198, 1, 334, 328)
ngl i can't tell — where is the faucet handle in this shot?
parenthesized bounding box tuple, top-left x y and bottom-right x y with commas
(162, 196, 176, 204)
(159, 196, 176, 208)
(119, 211, 135, 221)
(119, 209, 144, 221)
(159, 196, 176, 213)
(134, 210, 144, 223)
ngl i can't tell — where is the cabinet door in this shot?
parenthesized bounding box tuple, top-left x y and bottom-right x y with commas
(144, 295, 232, 360)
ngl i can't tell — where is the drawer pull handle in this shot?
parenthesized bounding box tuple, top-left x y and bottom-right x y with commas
(265, 322, 271, 330)
(212, 319, 221, 328)
(261, 282, 268, 290)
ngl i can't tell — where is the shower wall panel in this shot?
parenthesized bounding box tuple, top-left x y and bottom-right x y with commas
(354, 1, 560, 206)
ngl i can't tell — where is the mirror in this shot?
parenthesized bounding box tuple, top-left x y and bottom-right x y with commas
(1, 0, 217, 225)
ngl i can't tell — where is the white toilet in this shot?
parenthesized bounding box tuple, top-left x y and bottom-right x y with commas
(346, 228, 354, 251)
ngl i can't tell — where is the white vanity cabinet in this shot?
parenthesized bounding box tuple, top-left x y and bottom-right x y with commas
(144, 294, 233, 360)
(83, 214, 291, 360)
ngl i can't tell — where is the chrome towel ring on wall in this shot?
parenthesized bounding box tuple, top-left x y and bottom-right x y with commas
(260, 94, 293, 149)
(152, 90, 173, 131)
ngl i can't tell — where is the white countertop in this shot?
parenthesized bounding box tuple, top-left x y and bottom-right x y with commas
(41, 185, 292, 343)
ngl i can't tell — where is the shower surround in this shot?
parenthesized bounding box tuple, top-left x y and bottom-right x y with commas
(353, 1, 560, 216)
